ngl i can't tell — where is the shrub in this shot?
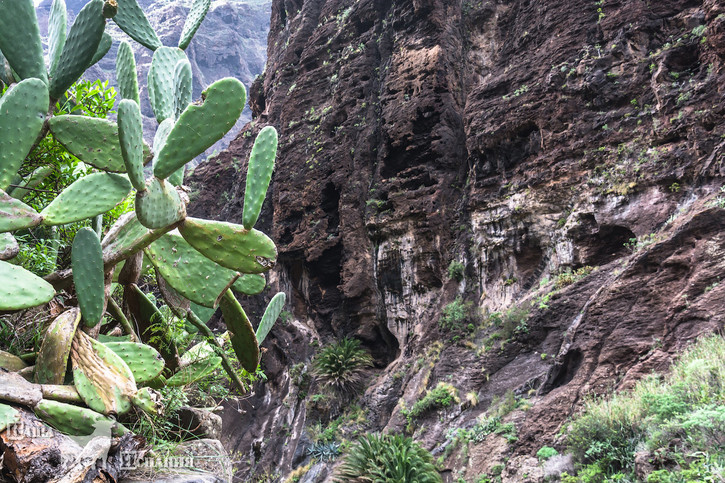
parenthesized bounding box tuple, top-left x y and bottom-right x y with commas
(404, 382, 460, 421)
(567, 334, 725, 480)
(537, 445, 559, 461)
(440, 297, 479, 332)
(313, 337, 373, 395)
(448, 260, 465, 281)
(334, 433, 442, 483)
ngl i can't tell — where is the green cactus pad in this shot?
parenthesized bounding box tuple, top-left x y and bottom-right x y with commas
(189, 302, 215, 324)
(48, 0, 67, 78)
(71, 330, 137, 416)
(256, 292, 286, 344)
(243, 126, 278, 230)
(9, 166, 54, 200)
(0, 78, 49, 191)
(40, 172, 132, 226)
(152, 118, 174, 157)
(233, 273, 266, 295)
(131, 387, 161, 415)
(0, 190, 42, 233)
(49, 0, 106, 99)
(219, 289, 259, 373)
(97, 334, 132, 343)
(34, 307, 81, 384)
(48, 115, 127, 173)
(174, 59, 193, 120)
(103, 341, 164, 383)
(72, 228, 105, 327)
(34, 399, 118, 436)
(116, 40, 140, 105)
(179, 217, 277, 274)
(144, 233, 239, 308)
(154, 78, 246, 179)
(178, 0, 211, 49)
(40, 384, 83, 405)
(166, 356, 221, 387)
(148, 47, 187, 123)
(0, 350, 27, 372)
(117, 99, 145, 190)
(101, 213, 167, 266)
(0, 260, 55, 311)
(136, 177, 186, 229)
(0, 403, 19, 433)
(0, 0, 47, 83)
(113, 0, 162, 51)
(0, 232, 18, 261)
(89, 31, 113, 68)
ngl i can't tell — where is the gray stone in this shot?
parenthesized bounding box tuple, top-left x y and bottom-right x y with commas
(174, 407, 222, 440)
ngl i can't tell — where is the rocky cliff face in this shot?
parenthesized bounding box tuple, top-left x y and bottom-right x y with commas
(189, 0, 725, 480)
(37, 0, 270, 155)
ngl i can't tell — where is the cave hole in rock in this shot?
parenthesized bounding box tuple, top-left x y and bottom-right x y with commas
(568, 214, 635, 266)
(474, 121, 541, 180)
(541, 348, 583, 394)
(514, 237, 544, 289)
(321, 182, 340, 234)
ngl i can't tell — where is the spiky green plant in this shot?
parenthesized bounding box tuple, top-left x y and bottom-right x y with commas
(313, 337, 373, 395)
(334, 433, 442, 483)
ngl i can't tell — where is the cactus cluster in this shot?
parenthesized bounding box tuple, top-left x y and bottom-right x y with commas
(0, 0, 287, 438)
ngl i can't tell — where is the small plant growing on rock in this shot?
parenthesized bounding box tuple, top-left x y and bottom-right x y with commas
(313, 337, 373, 395)
(334, 433, 442, 483)
(447, 260, 465, 281)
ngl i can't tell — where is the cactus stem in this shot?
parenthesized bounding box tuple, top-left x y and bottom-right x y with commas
(185, 309, 246, 394)
(107, 297, 138, 342)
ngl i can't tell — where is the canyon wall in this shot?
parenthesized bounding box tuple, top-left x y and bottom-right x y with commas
(189, 0, 725, 480)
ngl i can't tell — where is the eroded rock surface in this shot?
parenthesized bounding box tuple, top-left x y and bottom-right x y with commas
(188, 0, 725, 479)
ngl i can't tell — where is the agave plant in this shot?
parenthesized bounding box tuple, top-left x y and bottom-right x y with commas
(334, 433, 442, 483)
(313, 337, 373, 395)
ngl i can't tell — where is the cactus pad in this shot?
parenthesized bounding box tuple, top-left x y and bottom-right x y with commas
(48, 0, 68, 78)
(0, 78, 49, 191)
(174, 59, 193, 119)
(0, 0, 47, 83)
(0, 190, 42, 233)
(116, 41, 140, 105)
(113, 0, 162, 51)
(0, 403, 19, 433)
(72, 228, 105, 327)
(233, 273, 266, 295)
(243, 126, 278, 230)
(9, 166, 54, 200)
(0, 260, 55, 311)
(154, 78, 246, 179)
(71, 330, 137, 416)
(0, 232, 19, 261)
(131, 387, 162, 415)
(166, 356, 222, 387)
(145, 233, 240, 308)
(0, 350, 27, 372)
(148, 47, 186, 123)
(35, 307, 81, 384)
(179, 0, 210, 49)
(179, 217, 277, 274)
(89, 31, 113, 68)
(40, 172, 132, 225)
(103, 341, 164, 383)
(219, 289, 259, 373)
(256, 292, 286, 344)
(34, 399, 119, 436)
(136, 177, 186, 229)
(101, 212, 167, 265)
(48, 115, 127, 173)
(49, 0, 106, 99)
(117, 99, 145, 189)
(103, 0, 118, 18)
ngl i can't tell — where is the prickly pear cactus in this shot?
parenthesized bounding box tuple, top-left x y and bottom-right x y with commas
(0, 0, 285, 433)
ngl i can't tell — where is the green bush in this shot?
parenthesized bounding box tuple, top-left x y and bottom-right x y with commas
(566, 334, 725, 481)
(313, 337, 373, 395)
(448, 260, 465, 281)
(440, 297, 479, 332)
(404, 382, 459, 421)
(537, 445, 559, 461)
(334, 433, 442, 483)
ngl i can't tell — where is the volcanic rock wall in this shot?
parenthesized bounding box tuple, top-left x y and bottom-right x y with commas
(189, 0, 725, 480)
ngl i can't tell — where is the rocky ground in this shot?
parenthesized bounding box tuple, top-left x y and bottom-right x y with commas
(190, 0, 724, 480)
